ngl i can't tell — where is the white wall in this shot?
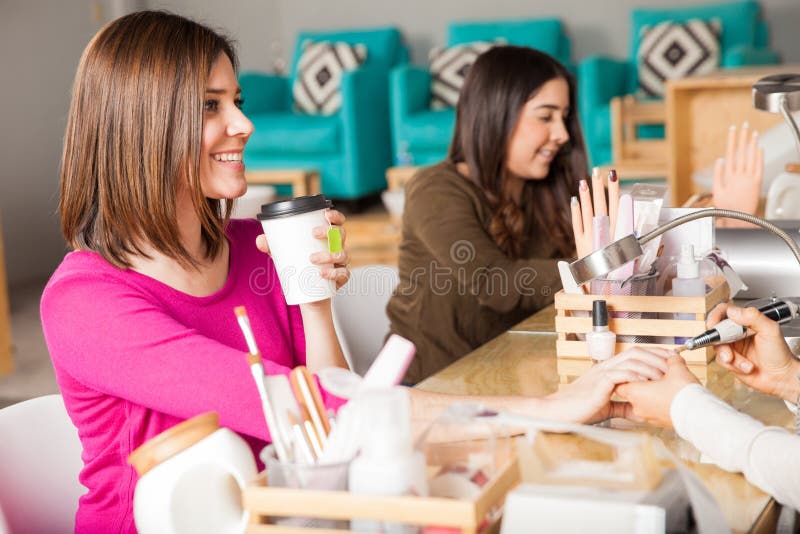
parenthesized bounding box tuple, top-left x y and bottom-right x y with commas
(1, 2, 102, 287)
(155, 0, 800, 71)
(4, 0, 800, 287)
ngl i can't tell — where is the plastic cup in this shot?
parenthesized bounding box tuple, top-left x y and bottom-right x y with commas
(257, 195, 336, 305)
(260, 445, 350, 528)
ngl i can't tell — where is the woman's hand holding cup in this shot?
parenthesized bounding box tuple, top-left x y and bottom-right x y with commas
(256, 208, 351, 292)
(311, 209, 350, 290)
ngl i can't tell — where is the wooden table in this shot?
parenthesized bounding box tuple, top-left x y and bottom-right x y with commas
(665, 64, 800, 207)
(245, 169, 321, 198)
(417, 306, 793, 533)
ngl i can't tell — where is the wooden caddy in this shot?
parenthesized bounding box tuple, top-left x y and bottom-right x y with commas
(554, 277, 730, 384)
(242, 457, 520, 533)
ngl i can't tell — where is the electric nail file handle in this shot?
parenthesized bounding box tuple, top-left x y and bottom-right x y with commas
(684, 300, 799, 350)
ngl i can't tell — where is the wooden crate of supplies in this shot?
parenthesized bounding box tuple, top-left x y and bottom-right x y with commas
(554, 276, 730, 384)
(243, 455, 519, 534)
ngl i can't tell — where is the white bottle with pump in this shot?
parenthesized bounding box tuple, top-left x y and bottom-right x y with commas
(348, 387, 428, 533)
(672, 244, 706, 344)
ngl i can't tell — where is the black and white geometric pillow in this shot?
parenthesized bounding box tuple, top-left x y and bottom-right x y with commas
(429, 40, 500, 110)
(637, 19, 721, 99)
(293, 40, 368, 115)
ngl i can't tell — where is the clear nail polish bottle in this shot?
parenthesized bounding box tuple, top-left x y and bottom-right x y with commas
(587, 300, 616, 363)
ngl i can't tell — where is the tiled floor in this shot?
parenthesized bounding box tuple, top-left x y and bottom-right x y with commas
(0, 278, 58, 408)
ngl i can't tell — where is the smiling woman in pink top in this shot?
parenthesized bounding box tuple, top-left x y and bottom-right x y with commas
(43, 11, 673, 534)
(43, 11, 350, 533)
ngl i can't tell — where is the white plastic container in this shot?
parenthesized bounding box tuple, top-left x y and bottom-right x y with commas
(128, 413, 257, 534)
(348, 387, 428, 533)
(765, 166, 800, 219)
(257, 194, 336, 305)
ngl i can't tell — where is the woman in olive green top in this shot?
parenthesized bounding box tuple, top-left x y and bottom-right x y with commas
(388, 46, 587, 383)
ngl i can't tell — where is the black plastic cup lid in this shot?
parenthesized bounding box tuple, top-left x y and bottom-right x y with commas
(257, 194, 332, 220)
(592, 300, 608, 327)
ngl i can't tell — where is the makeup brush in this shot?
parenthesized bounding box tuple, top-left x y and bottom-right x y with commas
(234, 306, 290, 463)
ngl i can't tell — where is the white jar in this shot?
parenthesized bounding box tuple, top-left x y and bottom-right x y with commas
(128, 413, 257, 534)
(765, 164, 800, 219)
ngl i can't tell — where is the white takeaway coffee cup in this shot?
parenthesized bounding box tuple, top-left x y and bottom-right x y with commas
(257, 194, 336, 305)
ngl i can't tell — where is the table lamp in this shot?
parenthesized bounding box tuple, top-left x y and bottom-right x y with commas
(568, 209, 800, 286)
(753, 74, 800, 158)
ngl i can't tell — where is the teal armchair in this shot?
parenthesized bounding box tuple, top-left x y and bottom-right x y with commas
(390, 18, 572, 167)
(240, 27, 408, 200)
(578, 0, 779, 167)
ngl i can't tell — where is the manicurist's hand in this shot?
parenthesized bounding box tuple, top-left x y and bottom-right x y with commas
(707, 303, 800, 403)
(570, 167, 620, 258)
(256, 208, 351, 291)
(546, 346, 670, 424)
(616, 355, 699, 428)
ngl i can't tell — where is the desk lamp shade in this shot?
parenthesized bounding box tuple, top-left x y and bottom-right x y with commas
(753, 74, 800, 157)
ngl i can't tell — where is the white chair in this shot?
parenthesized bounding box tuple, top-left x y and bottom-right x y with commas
(0, 394, 85, 534)
(332, 265, 399, 376)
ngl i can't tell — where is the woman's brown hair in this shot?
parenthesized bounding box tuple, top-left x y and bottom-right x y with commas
(60, 10, 237, 269)
(448, 45, 587, 259)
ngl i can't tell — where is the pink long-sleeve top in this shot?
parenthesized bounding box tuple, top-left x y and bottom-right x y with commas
(40, 219, 344, 534)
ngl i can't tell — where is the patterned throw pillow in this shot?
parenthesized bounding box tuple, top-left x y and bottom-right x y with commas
(293, 41, 368, 115)
(429, 41, 499, 110)
(637, 19, 721, 98)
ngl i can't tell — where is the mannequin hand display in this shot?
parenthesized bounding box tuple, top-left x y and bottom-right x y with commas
(712, 123, 763, 228)
(570, 167, 620, 258)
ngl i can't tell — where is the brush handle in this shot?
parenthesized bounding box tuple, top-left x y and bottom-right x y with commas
(251, 363, 290, 462)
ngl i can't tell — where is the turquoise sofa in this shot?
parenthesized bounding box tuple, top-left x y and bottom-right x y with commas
(578, 0, 779, 168)
(389, 18, 573, 167)
(239, 27, 408, 200)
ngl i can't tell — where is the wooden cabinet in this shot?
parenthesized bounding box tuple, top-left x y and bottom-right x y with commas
(665, 65, 800, 206)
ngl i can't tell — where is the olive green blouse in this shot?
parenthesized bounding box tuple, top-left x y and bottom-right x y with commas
(387, 162, 566, 383)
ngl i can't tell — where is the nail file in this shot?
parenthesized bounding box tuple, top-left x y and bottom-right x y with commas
(360, 334, 416, 390)
(609, 194, 635, 280)
(264, 374, 300, 453)
(558, 261, 584, 295)
(289, 367, 328, 448)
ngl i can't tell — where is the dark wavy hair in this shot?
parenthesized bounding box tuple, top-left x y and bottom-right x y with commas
(448, 45, 586, 259)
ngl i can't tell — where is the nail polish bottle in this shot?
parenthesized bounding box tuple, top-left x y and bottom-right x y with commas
(587, 300, 616, 363)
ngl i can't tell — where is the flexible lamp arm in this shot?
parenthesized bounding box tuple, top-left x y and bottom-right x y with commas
(639, 209, 800, 268)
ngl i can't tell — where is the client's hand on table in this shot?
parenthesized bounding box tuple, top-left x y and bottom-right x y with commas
(570, 167, 620, 259)
(547, 347, 669, 424)
(708, 303, 800, 403)
(256, 208, 351, 290)
(615, 355, 699, 428)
